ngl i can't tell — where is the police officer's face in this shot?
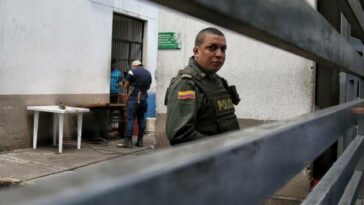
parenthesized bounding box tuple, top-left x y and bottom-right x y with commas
(193, 34, 226, 73)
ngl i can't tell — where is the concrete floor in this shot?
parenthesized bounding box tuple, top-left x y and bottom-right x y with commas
(263, 170, 310, 205)
(0, 134, 156, 188)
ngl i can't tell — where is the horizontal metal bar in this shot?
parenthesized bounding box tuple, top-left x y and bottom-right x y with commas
(112, 38, 143, 44)
(338, 170, 364, 205)
(1, 100, 363, 205)
(149, 0, 364, 78)
(336, 0, 364, 42)
(302, 135, 364, 205)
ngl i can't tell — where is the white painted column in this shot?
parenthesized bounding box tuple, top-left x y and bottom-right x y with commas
(58, 114, 64, 153)
(32, 111, 40, 149)
(77, 113, 83, 149)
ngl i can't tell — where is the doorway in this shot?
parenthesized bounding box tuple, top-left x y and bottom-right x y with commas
(109, 13, 144, 136)
(111, 13, 144, 79)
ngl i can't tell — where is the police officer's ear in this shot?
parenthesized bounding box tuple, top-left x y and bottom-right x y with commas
(193, 46, 199, 57)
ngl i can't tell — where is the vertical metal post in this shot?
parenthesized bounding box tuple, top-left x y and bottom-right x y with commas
(356, 21, 364, 200)
(339, 13, 351, 156)
(358, 79, 364, 170)
(356, 76, 364, 201)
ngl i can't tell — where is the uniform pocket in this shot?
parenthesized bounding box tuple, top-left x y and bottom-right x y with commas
(216, 113, 240, 132)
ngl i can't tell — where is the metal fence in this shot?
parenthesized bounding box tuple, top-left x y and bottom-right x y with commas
(2, 0, 364, 204)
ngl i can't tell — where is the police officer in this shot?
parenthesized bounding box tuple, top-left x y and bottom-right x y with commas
(165, 27, 240, 146)
(118, 60, 152, 148)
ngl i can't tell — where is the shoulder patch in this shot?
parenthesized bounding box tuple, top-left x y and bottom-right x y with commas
(178, 90, 195, 100)
(180, 74, 192, 79)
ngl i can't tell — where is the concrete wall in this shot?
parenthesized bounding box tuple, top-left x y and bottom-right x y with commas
(0, 0, 158, 150)
(155, 1, 316, 147)
(0, 0, 112, 95)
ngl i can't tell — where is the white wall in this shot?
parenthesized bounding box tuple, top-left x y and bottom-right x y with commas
(0, 0, 158, 95)
(156, 3, 315, 121)
(0, 0, 112, 94)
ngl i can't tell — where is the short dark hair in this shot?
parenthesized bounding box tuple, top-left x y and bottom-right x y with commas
(111, 58, 116, 64)
(195, 27, 225, 46)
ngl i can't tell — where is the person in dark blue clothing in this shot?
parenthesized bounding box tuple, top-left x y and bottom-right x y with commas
(118, 60, 152, 148)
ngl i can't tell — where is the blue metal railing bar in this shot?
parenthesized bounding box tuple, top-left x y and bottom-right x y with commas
(335, 0, 364, 42)
(303, 135, 364, 204)
(338, 170, 364, 205)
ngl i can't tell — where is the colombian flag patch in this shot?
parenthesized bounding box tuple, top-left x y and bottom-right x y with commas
(178, 91, 195, 100)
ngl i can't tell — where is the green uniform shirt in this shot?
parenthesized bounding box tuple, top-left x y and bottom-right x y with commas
(165, 57, 239, 145)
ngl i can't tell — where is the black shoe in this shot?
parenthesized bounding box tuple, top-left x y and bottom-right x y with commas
(135, 141, 143, 147)
(135, 137, 143, 147)
(117, 139, 132, 148)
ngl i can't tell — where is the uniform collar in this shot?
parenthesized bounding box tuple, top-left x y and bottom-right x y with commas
(188, 56, 217, 79)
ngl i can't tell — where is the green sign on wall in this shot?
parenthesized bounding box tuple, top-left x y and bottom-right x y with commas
(158, 32, 181, 49)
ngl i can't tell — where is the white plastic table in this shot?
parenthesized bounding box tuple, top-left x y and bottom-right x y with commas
(27, 105, 90, 153)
